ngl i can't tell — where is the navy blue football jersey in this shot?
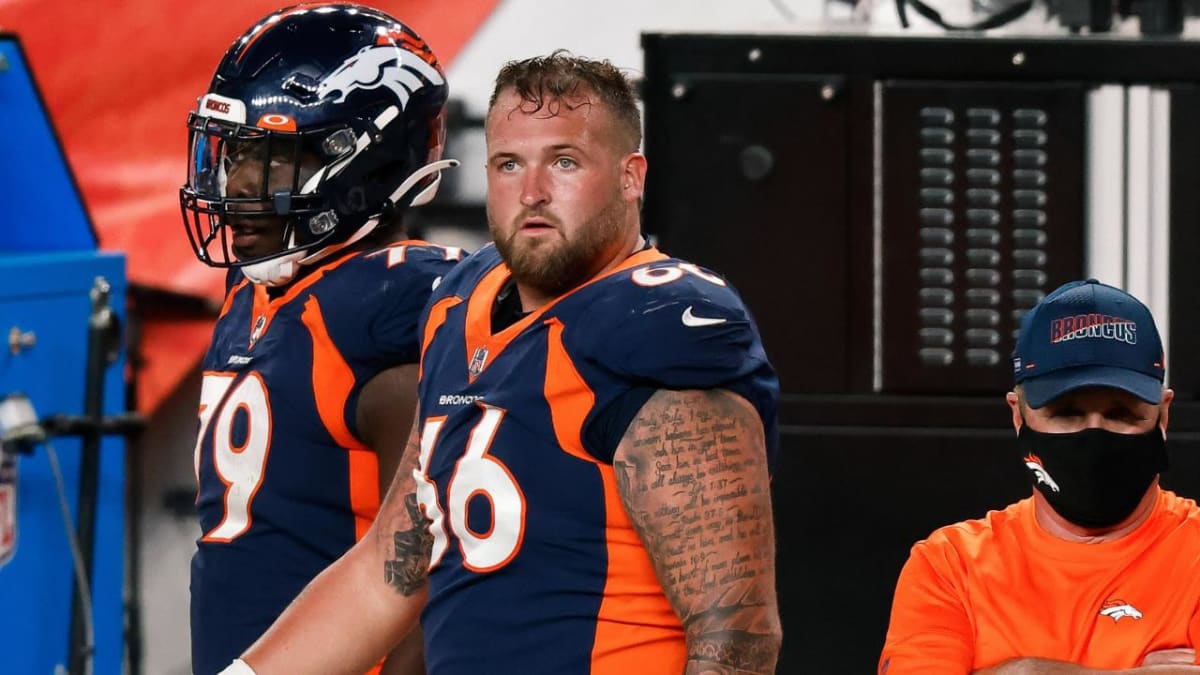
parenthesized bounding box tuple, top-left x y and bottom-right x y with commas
(189, 242, 460, 675)
(413, 245, 779, 675)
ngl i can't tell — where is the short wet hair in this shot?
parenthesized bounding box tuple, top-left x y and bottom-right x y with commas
(488, 50, 641, 153)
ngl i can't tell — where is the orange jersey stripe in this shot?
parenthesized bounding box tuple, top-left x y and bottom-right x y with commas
(541, 317, 686, 671)
(592, 467, 686, 673)
(419, 296, 463, 381)
(300, 295, 378, 540)
(543, 318, 599, 465)
(217, 278, 249, 320)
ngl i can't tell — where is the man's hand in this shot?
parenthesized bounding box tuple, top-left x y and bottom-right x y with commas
(1143, 649, 1197, 667)
(975, 655, 1200, 674)
(974, 659, 1096, 674)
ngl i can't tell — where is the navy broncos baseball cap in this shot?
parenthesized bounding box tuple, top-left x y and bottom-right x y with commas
(1012, 279, 1165, 408)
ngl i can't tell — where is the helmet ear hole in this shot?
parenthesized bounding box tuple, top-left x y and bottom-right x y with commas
(342, 186, 368, 214)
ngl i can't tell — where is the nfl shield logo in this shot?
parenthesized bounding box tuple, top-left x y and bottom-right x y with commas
(248, 315, 267, 348)
(468, 346, 489, 378)
(0, 453, 17, 568)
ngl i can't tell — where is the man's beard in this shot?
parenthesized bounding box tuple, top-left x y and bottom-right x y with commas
(490, 193, 626, 298)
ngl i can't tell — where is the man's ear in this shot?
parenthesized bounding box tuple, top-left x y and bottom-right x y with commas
(1006, 391, 1023, 435)
(620, 153, 647, 204)
(1160, 388, 1175, 437)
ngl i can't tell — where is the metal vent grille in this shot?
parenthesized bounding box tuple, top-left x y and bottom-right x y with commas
(884, 82, 1084, 394)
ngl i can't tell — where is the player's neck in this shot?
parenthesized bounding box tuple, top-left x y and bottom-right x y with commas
(514, 231, 646, 312)
(368, 220, 408, 246)
(1032, 481, 1160, 543)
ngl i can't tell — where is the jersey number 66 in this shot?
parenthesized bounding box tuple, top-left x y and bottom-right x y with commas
(414, 404, 526, 573)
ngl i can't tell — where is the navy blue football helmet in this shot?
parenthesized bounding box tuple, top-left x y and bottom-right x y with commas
(180, 3, 456, 285)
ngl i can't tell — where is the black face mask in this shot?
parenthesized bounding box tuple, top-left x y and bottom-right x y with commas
(1017, 421, 1168, 529)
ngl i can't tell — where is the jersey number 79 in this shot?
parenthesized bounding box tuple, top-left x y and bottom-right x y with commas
(194, 372, 273, 542)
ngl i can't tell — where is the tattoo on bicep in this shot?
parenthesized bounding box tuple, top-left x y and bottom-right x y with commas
(614, 389, 780, 673)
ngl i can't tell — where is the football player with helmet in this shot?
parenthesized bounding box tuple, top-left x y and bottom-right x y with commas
(181, 5, 461, 674)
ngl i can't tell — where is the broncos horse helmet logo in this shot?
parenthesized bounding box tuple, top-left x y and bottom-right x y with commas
(1099, 600, 1143, 622)
(1023, 453, 1060, 493)
(317, 43, 444, 109)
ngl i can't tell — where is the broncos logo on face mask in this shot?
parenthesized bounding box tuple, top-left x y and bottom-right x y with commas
(1023, 453, 1061, 493)
(316, 44, 444, 109)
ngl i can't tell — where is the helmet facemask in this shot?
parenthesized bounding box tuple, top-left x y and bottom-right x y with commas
(180, 113, 354, 270)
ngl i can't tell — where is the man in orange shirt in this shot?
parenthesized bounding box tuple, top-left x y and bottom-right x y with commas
(880, 279, 1200, 674)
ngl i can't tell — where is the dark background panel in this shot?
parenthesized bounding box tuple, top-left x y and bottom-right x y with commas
(1169, 84, 1200, 401)
(641, 33, 1200, 83)
(644, 74, 852, 395)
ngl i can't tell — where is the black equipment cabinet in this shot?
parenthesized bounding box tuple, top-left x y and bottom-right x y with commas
(642, 33, 1200, 673)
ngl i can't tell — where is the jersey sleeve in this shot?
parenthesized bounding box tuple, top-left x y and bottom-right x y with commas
(365, 247, 461, 368)
(580, 265, 779, 463)
(340, 246, 462, 443)
(602, 277, 767, 388)
(878, 541, 974, 675)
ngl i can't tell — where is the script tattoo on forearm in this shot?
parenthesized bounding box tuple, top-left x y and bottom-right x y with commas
(380, 423, 433, 596)
(613, 389, 781, 674)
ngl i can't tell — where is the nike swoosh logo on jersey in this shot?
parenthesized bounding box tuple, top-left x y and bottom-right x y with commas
(682, 306, 727, 327)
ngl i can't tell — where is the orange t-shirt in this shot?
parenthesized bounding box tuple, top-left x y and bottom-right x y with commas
(879, 489, 1200, 674)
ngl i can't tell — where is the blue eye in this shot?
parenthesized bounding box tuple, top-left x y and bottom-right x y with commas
(555, 157, 577, 169)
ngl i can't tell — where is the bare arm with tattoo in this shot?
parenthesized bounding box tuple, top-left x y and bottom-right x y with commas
(357, 363, 426, 674)
(613, 389, 782, 675)
(239, 409, 431, 675)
